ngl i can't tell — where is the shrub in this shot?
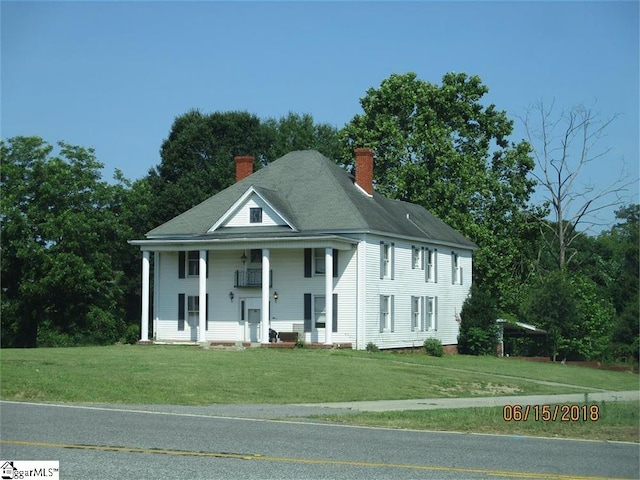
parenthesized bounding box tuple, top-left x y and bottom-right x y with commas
(457, 284, 500, 355)
(366, 342, 379, 353)
(423, 338, 444, 357)
(122, 324, 141, 344)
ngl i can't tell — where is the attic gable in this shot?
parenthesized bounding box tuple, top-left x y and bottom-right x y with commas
(208, 185, 297, 232)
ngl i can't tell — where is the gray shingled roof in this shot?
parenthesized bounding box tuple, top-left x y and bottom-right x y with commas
(146, 150, 476, 249)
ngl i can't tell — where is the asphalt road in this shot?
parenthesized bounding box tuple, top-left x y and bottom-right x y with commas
(1, 401, 638, 480)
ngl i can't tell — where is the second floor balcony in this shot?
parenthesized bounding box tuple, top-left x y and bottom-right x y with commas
(234, 269, 273, 288)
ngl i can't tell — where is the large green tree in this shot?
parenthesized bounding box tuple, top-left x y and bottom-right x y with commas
(147, 110, 340, 228)
(261, 112, 341, 161)
(1, 137, 134, 347)
(340, 72, 541, 309)
(147, 110, 269, 226)
(598, 205, 639, 361)
(521, 271, 614, 361)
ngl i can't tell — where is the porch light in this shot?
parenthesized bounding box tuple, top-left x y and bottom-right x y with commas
(229, 291, 234, 302)
(273, 291, 279, 302)
(240, 252, 247, 265)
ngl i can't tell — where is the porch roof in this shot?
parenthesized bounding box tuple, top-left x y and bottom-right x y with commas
(129, 232, 359, 251)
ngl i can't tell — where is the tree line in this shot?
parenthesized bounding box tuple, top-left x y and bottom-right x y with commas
(1, 72, 637, 363)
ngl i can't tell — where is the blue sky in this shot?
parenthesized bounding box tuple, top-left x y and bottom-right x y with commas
(2, 1, 638, 228)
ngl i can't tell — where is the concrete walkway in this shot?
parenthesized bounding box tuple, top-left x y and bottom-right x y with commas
(296, 390, 640, 412)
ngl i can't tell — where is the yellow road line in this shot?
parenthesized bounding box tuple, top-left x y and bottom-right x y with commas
(0, 439, 629, 480)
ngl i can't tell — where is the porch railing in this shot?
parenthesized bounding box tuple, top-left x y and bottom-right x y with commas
(234, 269, 273, 288)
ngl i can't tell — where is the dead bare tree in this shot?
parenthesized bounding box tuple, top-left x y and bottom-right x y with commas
(521, 101, 636, 270)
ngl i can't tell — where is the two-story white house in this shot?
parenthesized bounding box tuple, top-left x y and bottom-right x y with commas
(129, 148, 476, 350)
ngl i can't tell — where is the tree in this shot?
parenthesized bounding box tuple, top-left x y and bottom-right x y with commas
(147, 110, 269, 226)
(147, 110, 341, 228)
(261, 112, 341, 162)
(598, 205, 639, 361)
(1, 137, 132, 346)
(521, 102, 636, 270)
(458, 284, 500, 355)
(340, 72, 541, 309)
(521, 271, 614, 361)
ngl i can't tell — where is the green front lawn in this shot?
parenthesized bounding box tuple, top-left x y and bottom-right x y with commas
(1, 345, 636, 405)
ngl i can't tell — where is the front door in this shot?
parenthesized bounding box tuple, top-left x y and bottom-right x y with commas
(243, 298, 261, 342)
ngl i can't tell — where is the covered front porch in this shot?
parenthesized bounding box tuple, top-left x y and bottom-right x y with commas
(130, 235, 358, 346)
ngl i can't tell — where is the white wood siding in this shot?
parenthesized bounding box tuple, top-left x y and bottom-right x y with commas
(362, 236, 472, 349)
(151, 237, 472, 349)
(224, 195, 286, 227)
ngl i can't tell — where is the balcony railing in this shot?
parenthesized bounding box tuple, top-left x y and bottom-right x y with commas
(234, 269, 273, 288)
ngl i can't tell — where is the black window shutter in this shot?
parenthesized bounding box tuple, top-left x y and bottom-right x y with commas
(178, 252, 185, 278)
(206, 251, 209, 278)
(304, 249, 312, 277)
(205, 294, 209, 331)
(391, 243, 395, 280)
(390, 294, 395, 332)
(304, 293, 312, 332)
(332, 293, 338, 333)
(178, 294, 185, 330)
(379, 242, 384, 279)
(333, 249, 338, 277)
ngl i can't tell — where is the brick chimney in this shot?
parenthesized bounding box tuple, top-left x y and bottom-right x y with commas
(354, 148, 374, 195)
(234, 155, 254, 182)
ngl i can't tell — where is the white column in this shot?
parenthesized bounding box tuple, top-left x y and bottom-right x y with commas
(324, 247, 333, 345)
(261, 248, 270, 343)
(140, 251, 150, 342)
(198, 249, 207, 342)
(153, 252, 160, 340)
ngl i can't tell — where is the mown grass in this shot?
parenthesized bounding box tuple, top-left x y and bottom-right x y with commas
(1, 345, 637, 405)
(315, 401, 640, 443)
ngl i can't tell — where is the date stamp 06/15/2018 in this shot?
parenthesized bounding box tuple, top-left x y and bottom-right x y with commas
(502, 404, 600, 422)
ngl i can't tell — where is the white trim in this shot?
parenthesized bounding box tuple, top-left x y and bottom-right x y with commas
(139, 229, 476, 252)
(129, 235, 358, 251)
(207, 186, 298, 233)
(353, 181, 373, 198)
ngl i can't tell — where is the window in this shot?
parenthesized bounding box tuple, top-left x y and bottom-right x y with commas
(426, 296, 437, 330)
(179, 251, 207, 279)
(412, 246, 421, 270)
(304, 248, 338, 278)
(426, 249, 438, 283)
(452, 252, 462, 285)
(250, 207, 263, 223)
(304, 293, 338, 332)
(411, 296, 421, 331)
(188, 295, 199, 319)
(314, 248, 326, 275)
(250, 249, 262, 264)
(314, 295, 326, 328)
(380, 242, 394, 279)
(379, 295, 394, 332)
(188, 251, 199, 276)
